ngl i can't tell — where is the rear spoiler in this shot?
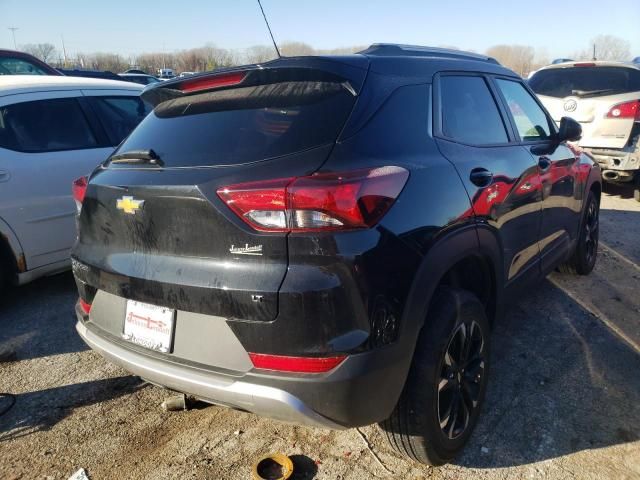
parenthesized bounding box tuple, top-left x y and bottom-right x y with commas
(141, 55, 369, 107)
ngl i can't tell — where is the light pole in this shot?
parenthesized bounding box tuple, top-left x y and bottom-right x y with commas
(8, 27, 18, 49)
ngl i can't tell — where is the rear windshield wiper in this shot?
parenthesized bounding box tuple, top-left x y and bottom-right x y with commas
(109, 149, 164, 166)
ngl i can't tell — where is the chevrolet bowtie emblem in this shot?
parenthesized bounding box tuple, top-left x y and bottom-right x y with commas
(116, 196, 144, 214)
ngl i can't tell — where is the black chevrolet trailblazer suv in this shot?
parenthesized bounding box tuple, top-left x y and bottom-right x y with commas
(71, 44, 601, 465)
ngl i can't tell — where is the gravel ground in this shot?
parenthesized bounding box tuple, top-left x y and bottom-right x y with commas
(0, 186, 639, 480)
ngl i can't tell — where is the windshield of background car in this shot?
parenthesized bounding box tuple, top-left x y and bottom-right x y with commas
(109, 81, 356, 168)
(529, 66, 640, 98)
(0, 57, 49, 75)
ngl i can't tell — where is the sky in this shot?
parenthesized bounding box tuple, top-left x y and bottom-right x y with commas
(1, 0, 639, 59)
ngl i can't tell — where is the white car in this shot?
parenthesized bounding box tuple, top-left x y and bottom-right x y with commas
(118, 73, 161, 86)
(0, 76, 149, 289)
(529, 61, 640, 199)
(157, 68, 176, 80)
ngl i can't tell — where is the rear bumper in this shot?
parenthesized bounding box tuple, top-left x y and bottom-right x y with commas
(75, 307, 410, 428)
(587, 148, 639, 177)
(76, 320, 345, 429)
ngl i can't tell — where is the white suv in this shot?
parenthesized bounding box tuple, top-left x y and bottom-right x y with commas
(0, 76, 149, 289)
(530, 61, 640, 200)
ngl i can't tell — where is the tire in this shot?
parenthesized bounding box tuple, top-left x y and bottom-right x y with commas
(0, 257, 7, 294)
(558, 191, 599, 275)
(380, 287, 491, 465)
(0, 249, 15, 296)
(0, 261, 7, 293)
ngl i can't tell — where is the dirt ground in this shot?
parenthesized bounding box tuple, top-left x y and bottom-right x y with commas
(1, 184, 639, 480)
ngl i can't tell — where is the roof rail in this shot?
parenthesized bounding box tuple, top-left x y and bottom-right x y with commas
(358, 44, 500, 65)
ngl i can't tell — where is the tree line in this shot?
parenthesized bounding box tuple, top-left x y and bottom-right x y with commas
(20, 34, 632, 77)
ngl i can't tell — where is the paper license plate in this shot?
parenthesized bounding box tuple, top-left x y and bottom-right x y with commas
(123, 300, 175, 353)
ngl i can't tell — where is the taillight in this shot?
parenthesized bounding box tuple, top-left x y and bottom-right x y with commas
(178, 71, 246, 93)
(72, 176, 88, 213)
(248, 353, 347, 373)
(217, 166, 409, 232)
(573, 62, 596, 67)
(606, 100, 640, 121)
(78, 298, 92, 315)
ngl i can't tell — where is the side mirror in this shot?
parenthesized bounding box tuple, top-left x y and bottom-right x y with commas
(557, 116, 582, 142)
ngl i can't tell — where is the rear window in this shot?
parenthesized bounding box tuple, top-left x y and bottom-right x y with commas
(111, 81, 355, 167)
(0, 57, 49, 75)
(0, 98, 97, 152)
(529, 67, 640, 98)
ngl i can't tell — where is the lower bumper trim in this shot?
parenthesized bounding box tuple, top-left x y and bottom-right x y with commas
(76, 321, 346, 430)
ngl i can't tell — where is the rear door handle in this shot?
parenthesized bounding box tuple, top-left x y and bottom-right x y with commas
(538, 157, 552, 172)
(470, 168, 493, 187)
(0, 170, 10, 183)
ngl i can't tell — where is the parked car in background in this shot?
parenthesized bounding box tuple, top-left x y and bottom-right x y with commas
(530, 61, 640, 200)
(58, 68, 122, 81)
(0, 76, 150, 290)
(157, 68, 176, 80)
(123, 68, 147, 74)
(0, 49, 61, 76)
(551, 58, 574, 65)
(71, 44, 601, 466)
(118, 73, 161, 86)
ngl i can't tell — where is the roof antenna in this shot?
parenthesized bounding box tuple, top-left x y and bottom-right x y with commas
(257, 0, 281, 58)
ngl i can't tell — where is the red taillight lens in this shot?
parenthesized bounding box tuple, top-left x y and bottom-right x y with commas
(218, 177, 292, 231)
(78, 298, 92, 315)
(248, 353, 347, 373)
(179, 72, 246, 93)
(606, 100, 640, 120)
(573, 62, 596, 67)
(217, 166, 409, 232)
(72, 176, 88, 212)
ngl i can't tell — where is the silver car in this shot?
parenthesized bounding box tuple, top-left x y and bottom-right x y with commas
(0, 76, 149, 289)
(530, 61, 640, 200)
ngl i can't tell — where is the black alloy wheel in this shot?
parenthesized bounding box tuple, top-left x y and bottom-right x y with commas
(583, 197, 599, 267)
(438, 320, 486, 440)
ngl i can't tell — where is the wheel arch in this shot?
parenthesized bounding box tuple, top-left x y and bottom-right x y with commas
(394, 223, 503, 372)
(0, 216, 25, 281)
(589, 178, 602, 202)
(401, 224, 503, 338)
(585, 160, 602, 204)
(379, 223, 503, 422)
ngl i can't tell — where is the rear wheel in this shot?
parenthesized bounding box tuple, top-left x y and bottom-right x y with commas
(0, 246, 16, 295)
(0, 258, 7, 295)
(559, 191, 599, 275)
(380, 287, 490, 465)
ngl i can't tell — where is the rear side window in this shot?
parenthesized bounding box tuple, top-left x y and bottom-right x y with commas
(0, 98, 97, 152)
(440, 76, 508, 145)
(0, 57, 49, 75)
(529, 67, 640, 98)
(91, 96, 151, 145)
(111, 81, 356, 167)
(496, 79, 552, 141)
